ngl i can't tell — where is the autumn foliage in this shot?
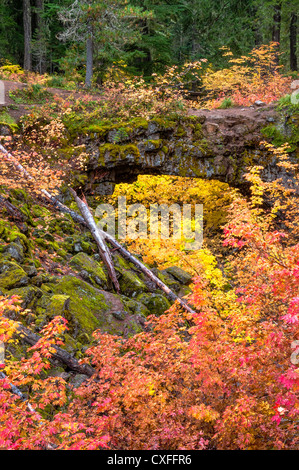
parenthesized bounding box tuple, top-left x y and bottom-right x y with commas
(0, 141, 298, 450)
(0, 40, 298, 449)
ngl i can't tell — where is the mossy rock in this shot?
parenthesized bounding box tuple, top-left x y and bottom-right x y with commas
(9, 285, 42, 309)
(112, 253, 133, 270)
(121, 297, 150, 317)
(163, 266, 193, 285)
(136, 293, 171, 316)
(22, 263, 38, 277)
(35, 293, 70, 317)
(0, 259, 29, 290)
(30, 204, 52, 218)
(69, 252, 108, 289)
(152, 268, 181, 293)
(47, 217, 75, 236)
(62, 235, 95, 255)
(117, 269, 147, 297)
(3, 242, 24, 263)
(0, 220, 31, 252)
(98, 143, 140, 165)
(48, 275, 128, 338)
(35, 294, 71, 329)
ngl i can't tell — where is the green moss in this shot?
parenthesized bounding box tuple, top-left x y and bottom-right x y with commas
(261, 112, 299, 152)
(136, 293, 171, 316)
(112, 117, 149, 135)
(146, 139, 163, 149)
(261, 124, 286, 147)
(31, 204, 52, 218)
(34, 236, 68, 258)
(122, 297, 150, 316)
(69, 252, 108, 288)
(150, 117, 176, 130)
(0, 259, 29, 290)
(163, 266, 192, 285)
(0, 111, 18, 132)
(193, 123, 203, 140)
(175, 125, 187, 138)
(117, 269, 147, 297)
(49, 275, 126, 337)
(35, 294, 70, 324)
(0, 220, 31, 252)
(9, 285, 42, 309)
(98, 143, 140, 164)
(64, 115, 149, 141)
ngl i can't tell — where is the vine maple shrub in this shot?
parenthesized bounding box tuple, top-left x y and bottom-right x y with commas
(0, 142, 298, 449)
(201, 43, 292, 108)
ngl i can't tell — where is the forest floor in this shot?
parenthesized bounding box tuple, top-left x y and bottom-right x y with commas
(1, 79, 105, 122)
(1, 79, 280, 124)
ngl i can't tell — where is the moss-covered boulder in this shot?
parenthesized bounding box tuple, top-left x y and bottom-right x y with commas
(62, 235, 95, 255)
(162, 266, 193, 285)
(136, 293, 171, 316)
(118, 269, 147, 297)
(111, 253, 147, 296)
(69, 252, 108, 289)
(3, 242, 24, 263)
(0, 259, 29, 290)
(0, 220, 31, 252)
(9, 285, 42, 309)
(121, 297, 150, 317)
(45, 275, 129, 339)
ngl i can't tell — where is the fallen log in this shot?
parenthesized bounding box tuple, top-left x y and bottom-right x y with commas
(0, 143, 196, 314)
(44, 195, 196, 314)
(69, 188, 120, 293)
(102, 232, 196, 314)
(15, 321, 95, 377)
(0, 194, 25, 221)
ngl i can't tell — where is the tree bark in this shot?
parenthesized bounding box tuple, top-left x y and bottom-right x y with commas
(23, 0, 32, 71)
(0, 194, 25, 222)
(290, 12, 298, 71)
(272, 3, 282, 43)
(69, 188, 120, 293)
(35, 0, 47, 74)
(85, 20, 93, 88)
(272, 3, 281, 66)
(44, 193, 196, 314)
(14, 321, 95, 377)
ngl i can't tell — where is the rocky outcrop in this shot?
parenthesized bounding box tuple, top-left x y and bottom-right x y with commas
(0, 194, 193, 363)
(78, 105, 298, 195)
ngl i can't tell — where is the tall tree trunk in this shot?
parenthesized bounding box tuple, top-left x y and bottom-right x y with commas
(85, 21, 93, 88)
(23, 0, 32, 71)
(272, 3, 281, 66)
(35, 0, 47, 74)
(272, 3, 282, 43)
(290, 12, 298, 71)
(252, 6, 262, 46)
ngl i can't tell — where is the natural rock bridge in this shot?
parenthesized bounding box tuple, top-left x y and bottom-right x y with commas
(80, 104, 298, 195)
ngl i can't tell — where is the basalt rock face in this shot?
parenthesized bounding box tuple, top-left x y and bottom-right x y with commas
(81, 105, 297, 195)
